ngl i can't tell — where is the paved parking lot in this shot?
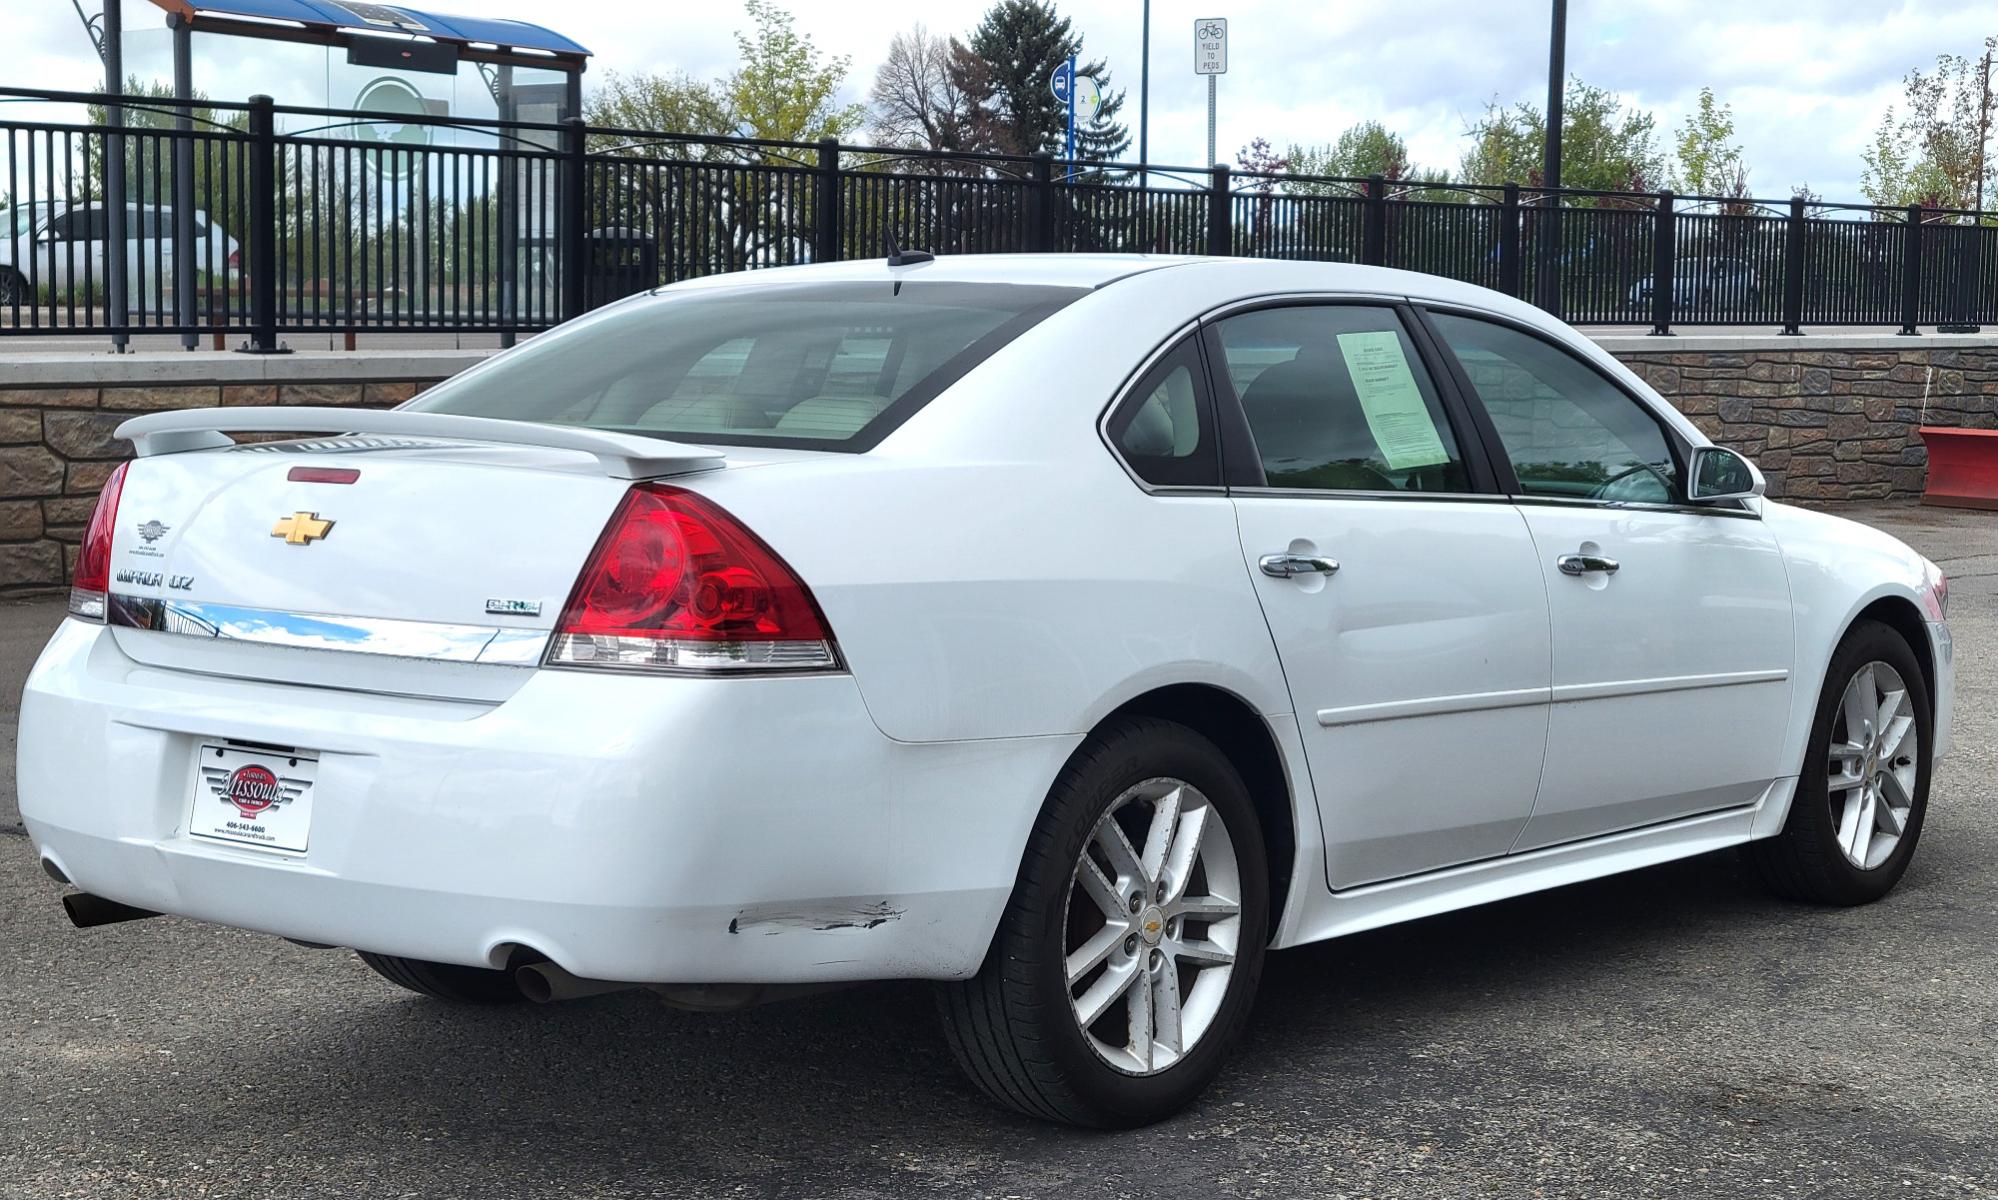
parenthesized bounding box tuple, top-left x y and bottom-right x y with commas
(1, 502, 1992, 1199)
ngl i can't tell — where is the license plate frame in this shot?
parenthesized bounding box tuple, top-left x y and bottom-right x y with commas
(188, 743, 318, 855)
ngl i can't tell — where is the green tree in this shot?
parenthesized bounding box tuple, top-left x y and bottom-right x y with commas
(580, 2, 865, 275)
(954, 0, 1129, 162)
(1861, 40, 1996, 211)
(1457, 100, 1539, 188)
(1458, 77, 1665, 196)
(1290, 120, 1414, 181)
(1671, 86, 1747, 198)
(725, 0, 866, 146)
(584, 2, 863, 153)
(584, 69, 731, 154)
(85, 76, 244, 209)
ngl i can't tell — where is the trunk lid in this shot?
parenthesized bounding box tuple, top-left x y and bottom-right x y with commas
(105, 434, 676, 702)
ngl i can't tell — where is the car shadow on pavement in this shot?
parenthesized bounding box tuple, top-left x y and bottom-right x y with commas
(120, 848, 1794, 1173)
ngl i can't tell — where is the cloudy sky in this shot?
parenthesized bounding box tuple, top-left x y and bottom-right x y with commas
(12, 0, 1998, 201)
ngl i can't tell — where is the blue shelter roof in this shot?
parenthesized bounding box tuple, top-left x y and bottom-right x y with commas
(152, 0, 590, 58)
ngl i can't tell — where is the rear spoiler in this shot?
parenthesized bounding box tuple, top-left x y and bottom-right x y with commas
(115, 407, 726, 480)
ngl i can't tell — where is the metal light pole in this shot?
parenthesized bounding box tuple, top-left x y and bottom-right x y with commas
(1545, 0, 1565, 191)
(101, 0, 129, 351)
(1138, 0, 1150, 178)
(1537, 0, 1567, 316)
(170, 12, 197, 350)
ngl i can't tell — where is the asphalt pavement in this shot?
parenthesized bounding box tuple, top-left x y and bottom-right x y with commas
(1, 502, 1993, 1199)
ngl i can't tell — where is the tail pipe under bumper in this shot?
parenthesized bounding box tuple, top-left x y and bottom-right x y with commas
(513, 959, 846, 1011)
(62, 892, 163, 929)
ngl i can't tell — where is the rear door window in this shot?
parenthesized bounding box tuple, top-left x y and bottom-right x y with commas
(1210, 304, 1472, 493)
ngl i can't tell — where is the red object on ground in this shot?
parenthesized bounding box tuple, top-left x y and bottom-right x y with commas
(1919, 427, 1998, 511)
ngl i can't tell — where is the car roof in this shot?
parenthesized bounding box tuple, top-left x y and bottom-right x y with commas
(662, 253, 1209, 294)
(656, 252, 1573, 332)
(659, 252, 1581, 303)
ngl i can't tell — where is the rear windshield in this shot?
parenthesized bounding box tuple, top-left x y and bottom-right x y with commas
(407, 281, 1084, 451)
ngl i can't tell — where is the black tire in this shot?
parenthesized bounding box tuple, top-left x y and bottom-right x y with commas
(936, 717, 1269, 1128)
(0, 268, 25, 306)
(1748, 619, 1933, 905)
(356, 951, 526, 1004)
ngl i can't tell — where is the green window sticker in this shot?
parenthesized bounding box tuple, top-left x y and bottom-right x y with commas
(1336, 330, 1451, 471)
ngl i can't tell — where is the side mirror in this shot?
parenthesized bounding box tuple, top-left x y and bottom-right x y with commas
(1687, 445, 1764, 502)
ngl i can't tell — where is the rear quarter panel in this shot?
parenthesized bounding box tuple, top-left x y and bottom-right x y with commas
(682, 266, 1295, 743)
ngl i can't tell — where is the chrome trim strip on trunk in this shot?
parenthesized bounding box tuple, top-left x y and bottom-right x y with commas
(107, 596, 549, 667)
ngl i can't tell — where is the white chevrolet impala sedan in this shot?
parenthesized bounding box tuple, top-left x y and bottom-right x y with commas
(18, 255, 1956, 1126)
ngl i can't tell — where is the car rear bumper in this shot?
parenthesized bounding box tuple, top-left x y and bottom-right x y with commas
(19, 619, 1077, 984)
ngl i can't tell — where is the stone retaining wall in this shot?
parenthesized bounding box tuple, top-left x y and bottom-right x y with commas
(1607, 342, 1998, 504)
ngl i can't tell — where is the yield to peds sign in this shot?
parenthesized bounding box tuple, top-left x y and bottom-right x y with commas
(1195, 18, 1227, 75)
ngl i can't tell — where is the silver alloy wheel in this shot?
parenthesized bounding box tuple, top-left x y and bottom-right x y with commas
(1062, 777, 1243, 1076)
(1828, 660, 1920, 871)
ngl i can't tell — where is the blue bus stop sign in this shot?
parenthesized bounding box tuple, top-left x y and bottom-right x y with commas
(1049, 59, 1074, 105)
(1049, 57, 1077, 165)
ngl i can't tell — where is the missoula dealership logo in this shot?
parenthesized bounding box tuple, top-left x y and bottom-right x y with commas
(219, 765, 284, 819)
(130, 518, 170, 559)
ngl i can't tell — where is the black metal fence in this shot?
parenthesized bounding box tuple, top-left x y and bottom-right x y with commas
(3, 85, 1995, 349)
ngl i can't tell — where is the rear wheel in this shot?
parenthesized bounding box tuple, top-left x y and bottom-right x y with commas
(356, 951, 525, 1004)
(0, 268, 26, 306)
(937, 717, 1269, 1127)
(1750, 620, 1932, 905)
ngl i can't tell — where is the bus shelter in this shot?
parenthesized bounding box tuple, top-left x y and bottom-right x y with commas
(82, 0, 589, 347)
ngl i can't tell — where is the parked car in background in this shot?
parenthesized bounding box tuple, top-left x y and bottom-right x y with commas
(0, 201, 240, 310)
(18, 255, 1954, 1128)
(1628, 256, 1762, 310)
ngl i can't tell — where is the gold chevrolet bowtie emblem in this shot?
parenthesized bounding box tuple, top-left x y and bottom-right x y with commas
(271, 511, 334, 545)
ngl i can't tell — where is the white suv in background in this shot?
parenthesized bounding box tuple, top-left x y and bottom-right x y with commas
(0, 201, 240, 311)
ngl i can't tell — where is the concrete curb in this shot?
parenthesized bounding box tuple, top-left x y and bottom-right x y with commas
(1588, 332, 1998, 354)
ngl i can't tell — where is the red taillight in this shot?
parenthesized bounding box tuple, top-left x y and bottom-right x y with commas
(547, 485, 838, 673)
(227, 248, 240, 270)
(69, 461, 130, 622)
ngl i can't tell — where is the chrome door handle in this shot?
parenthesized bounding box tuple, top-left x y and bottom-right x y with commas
(1260, 553, 1341, 579)
(1556, 553, 1621, 577)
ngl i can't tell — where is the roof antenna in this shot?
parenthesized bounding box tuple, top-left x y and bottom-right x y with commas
(885, 229, 934, 267)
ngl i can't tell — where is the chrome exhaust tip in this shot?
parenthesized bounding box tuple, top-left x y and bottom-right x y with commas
(513, 961, 639, 1004)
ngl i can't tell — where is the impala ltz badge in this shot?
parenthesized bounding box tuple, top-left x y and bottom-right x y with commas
(271, 511, 335, 545)
(203, 763, 304, 819)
